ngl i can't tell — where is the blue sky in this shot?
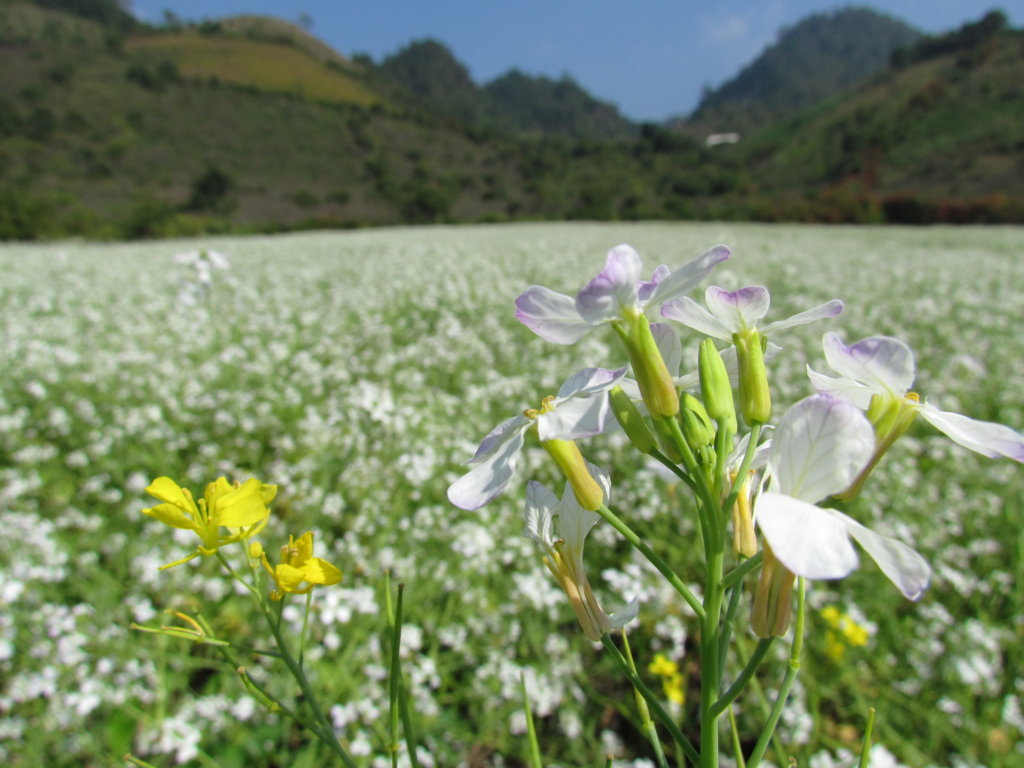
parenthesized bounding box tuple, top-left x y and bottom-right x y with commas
(131, 1, 1020, 121)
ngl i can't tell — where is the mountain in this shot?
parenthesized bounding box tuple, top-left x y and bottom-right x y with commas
(1, 1, 1022, 239)
(374, 39, 636, 140)
(682, 6, 922, 135)
(736, 9, 1024, 219)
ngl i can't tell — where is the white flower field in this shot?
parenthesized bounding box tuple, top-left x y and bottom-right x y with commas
(1, 222, 1022, 767)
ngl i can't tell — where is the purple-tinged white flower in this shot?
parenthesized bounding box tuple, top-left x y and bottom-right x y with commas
(447, 367, 626, 511)
(514, 244, 729, 345)
(755, 394, 931, 600)
(524, 467, 638, 642)
(808, 332, 1024, 463)
(660, 285, 843, 341)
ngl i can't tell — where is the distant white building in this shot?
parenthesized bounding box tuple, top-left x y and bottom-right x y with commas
(704, 132, 741, 147)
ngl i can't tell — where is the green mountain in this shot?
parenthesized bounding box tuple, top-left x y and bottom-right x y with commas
(374, 39, 636, 140)
(735, 10, 1024, 221)
(1, 1, 1021, 239)
(683, 6, 922, 135)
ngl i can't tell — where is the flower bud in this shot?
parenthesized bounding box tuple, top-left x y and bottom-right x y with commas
(609, 386, 657, 454)
(733, 328, 771, 425)
(541, 438, 605, 511)
(680, 393, 714, 451)
(751, 541, 795, 638)
(620, 311, 679, 418)
(836, 392, 920, 502)
(730, 471, 757, 558)
(698, 338, 736, 430)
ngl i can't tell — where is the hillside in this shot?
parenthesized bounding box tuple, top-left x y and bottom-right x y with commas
(682, 6, 921, 135)
(1, 1, 1022, 238)
(734, 10, 1024, 220)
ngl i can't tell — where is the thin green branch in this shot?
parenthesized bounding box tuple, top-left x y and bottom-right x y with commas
(601, 634, 700, 766)
(710, 638, 774, 719)
(722, 552, 763, 591)
(599, 504, 705, 620)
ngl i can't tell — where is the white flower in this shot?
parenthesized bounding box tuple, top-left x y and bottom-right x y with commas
(808, 332, 1024, 462)
(661, 284, 842, 341)
(523, 466, 638, 641)
(754, 394, 931, 599)
(515, 244, 728, 345)
(447, 367, 626, 510)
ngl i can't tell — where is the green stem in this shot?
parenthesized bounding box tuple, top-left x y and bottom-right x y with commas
(622, 631, 670, 768)
(601, 634, 700, 766)
(717, 584, 743, 684)
(649, 447, 698, 493)
(722, 424, 762, 516)
(710, 638, 774, 719)
(699, 546, 725, 768)
(722, 552, 763, 590)
(859, 708, 877, 768)
(599, 504, 705, 620)
(389, 584, 405, 768)
(299, 590, 312, 670)
(662, 416, 719, 516)
(746, 578, 806, 768)
(521, 674, 544, 768)
(258, 596, 357, 768)
(727, 705, 747, 768)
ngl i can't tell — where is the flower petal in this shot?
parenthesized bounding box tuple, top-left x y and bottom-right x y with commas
(466, 415, 531, 464)
(918, 404, 1024, 462)
(660, 297, 733, 340)
(556, 366, 627, 399)
(647, 244, 730, 306)
(537, 391, 609, 441)
(841, 516, 930, 600)
(650, 322, 682, 378)
(576, 244, 644, 323)
(515, 286, 594, 344)
(523, 481, 559, 548)
(770, 395, 875, 502)
(637, 265, 670, 304)
(215, 478, 272, 527)
(298, 557, 343, 587)
(448, 421, 529, 510)
(755, 492, 859, 579)
(607, 595, 640, 630)
(822, 332, 915, 397)
(705, 285, 771, 331)
(806, 365, 875, 410)
(142, 502, 198, 531)
(761, 299, 843, 335)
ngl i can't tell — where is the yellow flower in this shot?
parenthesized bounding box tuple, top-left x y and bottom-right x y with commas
(648, 653, 686, 706)
(260, 531, 342, 601)
(142, 476, 275, 569)
(820, 605, 871, 662)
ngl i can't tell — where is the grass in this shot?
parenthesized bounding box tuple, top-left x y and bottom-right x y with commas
(124, 34, 379, 107)
(0, 222, 1022, 767)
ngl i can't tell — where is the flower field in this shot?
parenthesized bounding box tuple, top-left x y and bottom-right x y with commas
(1, 222, 1022, 767)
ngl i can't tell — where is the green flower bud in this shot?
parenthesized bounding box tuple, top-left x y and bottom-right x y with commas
(734, 328, 771, 425)
(609, 386, 656, 454)
(680, 393, 714, 451)
(541, 438, 605, 511)
(618, 311, 679, 418)
(698, 338, 736, 429)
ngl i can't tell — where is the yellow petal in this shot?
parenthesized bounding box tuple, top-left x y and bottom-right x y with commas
(291, 531, 315, 565)
(260, 483, 278, 504)
(145, 477, 198, 514)
(214, 478, 271, 527)
(298, 557, 342, 586)
(142, 502, 199, 531)
(203, 476, 236, 507)
(273, 563, 307, 592)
